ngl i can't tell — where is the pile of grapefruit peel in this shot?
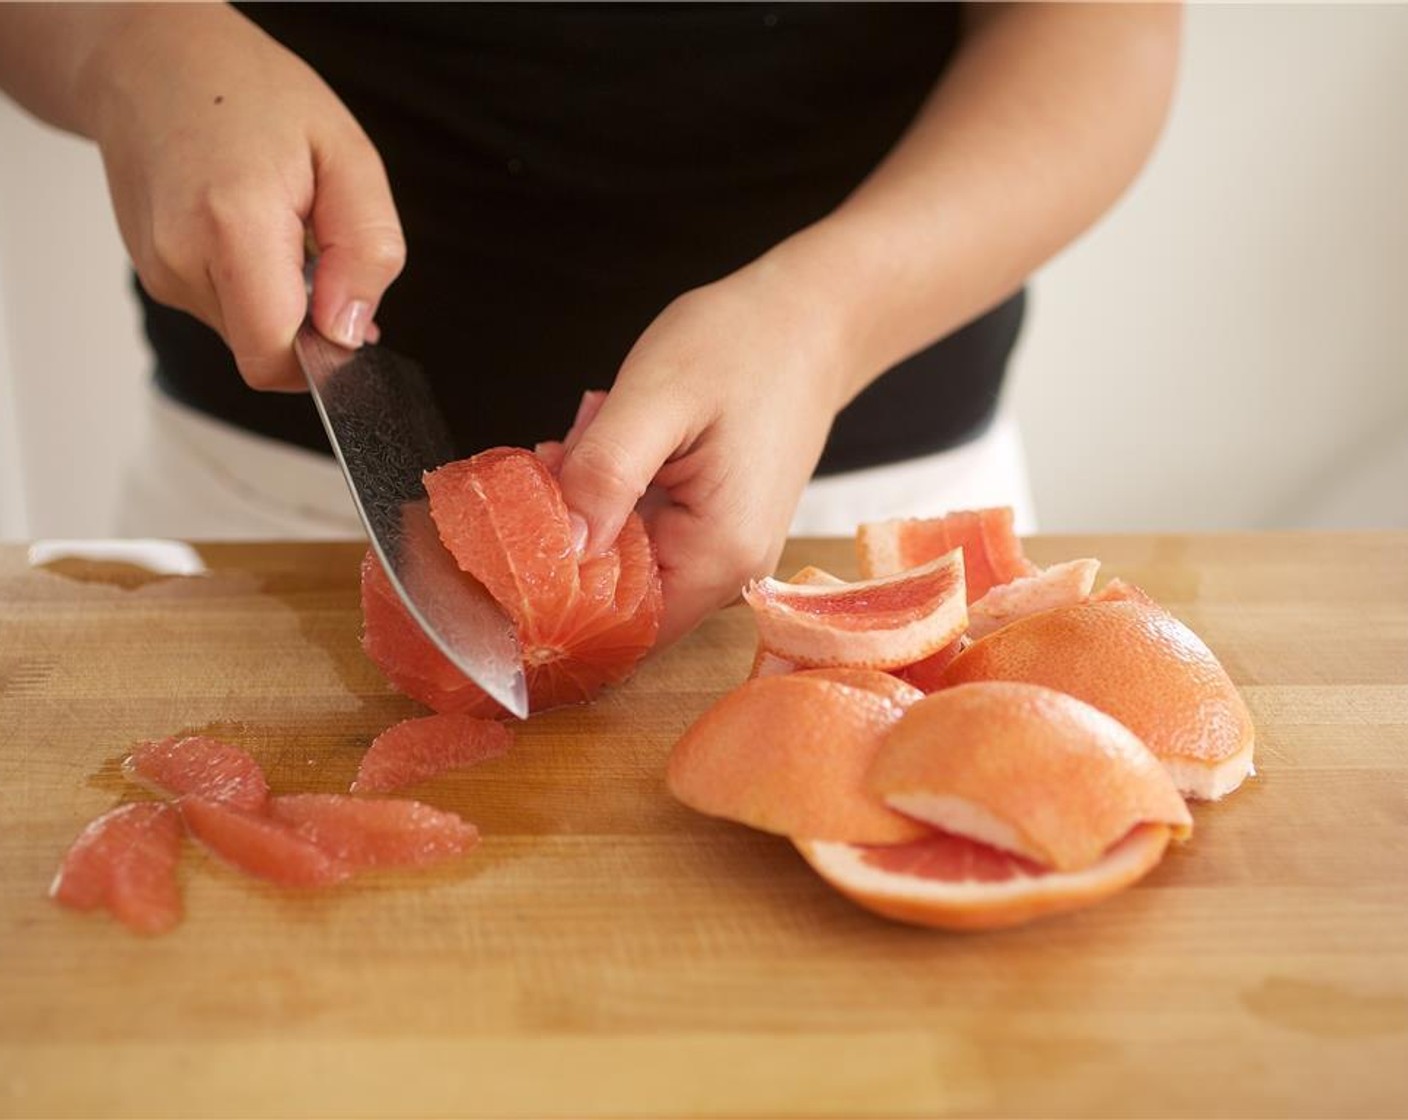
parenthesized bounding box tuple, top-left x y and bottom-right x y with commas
(666, 508, 1256, 931)
(51, 447, 663, 935)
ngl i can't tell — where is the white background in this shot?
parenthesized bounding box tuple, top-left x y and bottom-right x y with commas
(2, 3, 1405, 540)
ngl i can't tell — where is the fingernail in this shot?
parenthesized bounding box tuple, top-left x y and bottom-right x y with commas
(332, 300, 370, 348)
(364, 319, 382, 345)
(568, 512, 589, 557)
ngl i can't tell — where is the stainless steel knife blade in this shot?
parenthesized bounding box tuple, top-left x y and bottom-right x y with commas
(293, 323, 529, 719)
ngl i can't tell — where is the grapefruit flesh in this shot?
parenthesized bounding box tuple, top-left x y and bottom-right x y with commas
(857, 507, 1036, 600)
(269, 795, 479, 870)
(122, 736, 270, 813)
(967, 558, 1100, 640)
(666, 674, 929, 845)
(180, 797, 352, 888)
(50, 802, 183, 935)
(796, 823, 1173, 932)
(424, 447, 580, 639)
(938, 601, 1256, 800)
(360, 551, 504, 717)
(352, 712, 512, 794)
(742, 549, 967, 670)
(868, 682, 1192, 871)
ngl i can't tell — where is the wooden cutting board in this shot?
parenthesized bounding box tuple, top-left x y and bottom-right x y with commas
(1, 532, 1406, 1119)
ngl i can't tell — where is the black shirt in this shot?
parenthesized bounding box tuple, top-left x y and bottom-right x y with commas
(139, 2, 1025, 475)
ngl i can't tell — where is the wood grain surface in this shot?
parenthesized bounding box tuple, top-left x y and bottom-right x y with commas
(1, 532, 1406, 1119)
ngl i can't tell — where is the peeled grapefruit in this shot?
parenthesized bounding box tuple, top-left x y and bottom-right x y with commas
(50, 802, 183, 935)
(857, 507, 1036, 600)
(867, 682, 1191, 871)
(364, 448, 663, 716)
(352, 713, 512, 794)
(665, 674, 929, 845)
(122, 736, 270, 813)
(742, 550, 967, 670)
(937, 601, 1256, 800)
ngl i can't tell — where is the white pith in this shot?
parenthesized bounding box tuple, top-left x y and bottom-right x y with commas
(883, 793, 1035, 862)
(1165, 740, 1256, 801)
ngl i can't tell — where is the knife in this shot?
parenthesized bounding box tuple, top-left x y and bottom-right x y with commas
(293, 323, 529, 719)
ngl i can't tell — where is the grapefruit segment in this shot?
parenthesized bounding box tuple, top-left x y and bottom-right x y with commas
(360, 551, 505, 717)
(967, 558, 1100, 640)
(180, 797, 352, 888)
(424, 447, 579, 638)
(122, 736, 270, 812)
(269, 795, 479, 870)
(857, 507, 1036, 600)
(352, 713, 512, 794)
(743, 550, 967, 670)
(868, 682, 1192, 871)
(50, 802, 183, 935)
(937, 601, 1256, 800)
(665, 675, 929, 845)
(796, 822, 1172, 932)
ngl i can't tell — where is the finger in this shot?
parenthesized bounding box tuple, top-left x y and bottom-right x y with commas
(560, 389, 608, 455)
(307, 131, 406, 349)
(206, 209, 311, 391)
(557, 388, 689, 559)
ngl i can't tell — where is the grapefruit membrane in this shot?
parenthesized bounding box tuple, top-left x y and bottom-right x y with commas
(857, 507, 1036, 599)
(967, 558, 1100, 640)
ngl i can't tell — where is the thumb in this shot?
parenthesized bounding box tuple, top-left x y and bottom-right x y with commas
(307, 130, 406, 349)
(557, 388, 687, 558)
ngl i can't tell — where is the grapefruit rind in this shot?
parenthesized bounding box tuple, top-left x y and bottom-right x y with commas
(795, 823, 1172, 932)
(868, 682, 1192, 872)
(743, 549, 968, 670)
(665, 675, 929, 845)
(938, 601, 1256, 801)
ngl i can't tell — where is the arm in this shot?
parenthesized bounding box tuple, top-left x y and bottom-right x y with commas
(0, 3, 404, 387)
(558, 3, 1182, 646)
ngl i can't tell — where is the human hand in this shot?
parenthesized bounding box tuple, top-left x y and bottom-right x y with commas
(85, 5, 404, 389)
(556, 261, 850, 648)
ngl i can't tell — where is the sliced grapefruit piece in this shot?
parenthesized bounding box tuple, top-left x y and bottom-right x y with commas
(180, 797, 352, 888)
(967, 558, 1100, 640)
(50, 802, 183, 935)
(796, 822, 1172, 932)
(857, 507, 1036, 600)
(352, 713, 512, 794)
(122, 736, 270, 812)
(868, 682, 1191, 871)
(742, 550, 967, 670)
(269, 795, 479, 870)
(938, 601, 1256, 800)
(665, 675, 929, 845)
